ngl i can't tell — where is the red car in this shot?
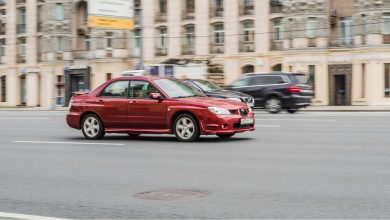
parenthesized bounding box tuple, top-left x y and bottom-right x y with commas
(66, 76, 255, 142)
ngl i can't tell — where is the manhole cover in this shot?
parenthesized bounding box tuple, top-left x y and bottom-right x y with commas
(134, 189, 209, 201)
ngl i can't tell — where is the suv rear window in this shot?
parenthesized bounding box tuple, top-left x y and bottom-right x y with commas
(249, 75, 285, 86)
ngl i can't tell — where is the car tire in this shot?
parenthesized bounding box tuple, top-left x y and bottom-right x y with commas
(81, 114, 105, 140)
(217, 133, 235, 139)
(265, 97, 282, 114)
(287, 109, 298, 114)
(173, 114, 200, 142)
(128, 133, 141, 137)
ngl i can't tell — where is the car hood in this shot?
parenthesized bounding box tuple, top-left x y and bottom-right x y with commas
(176, 97, 249, 109)
(205, 89, 252, 99)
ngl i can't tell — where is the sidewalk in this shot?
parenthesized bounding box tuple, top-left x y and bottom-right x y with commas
(1, 105, 390, 112)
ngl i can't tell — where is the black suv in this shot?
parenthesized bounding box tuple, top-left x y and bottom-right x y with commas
(225, 73, 313, 113)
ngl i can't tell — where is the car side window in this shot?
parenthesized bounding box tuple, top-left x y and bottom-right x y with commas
(231, 78, 250, 87)
(249, 76, 264, 86)
(99, 81, 129, 98)
(263, 76, 285, 84)
(129, 80, 160, 99)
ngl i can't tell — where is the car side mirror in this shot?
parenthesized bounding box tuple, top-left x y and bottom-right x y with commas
(149, 93, 162, 100)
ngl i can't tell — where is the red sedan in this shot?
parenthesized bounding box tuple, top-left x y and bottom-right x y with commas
(66, 76, 255, 142)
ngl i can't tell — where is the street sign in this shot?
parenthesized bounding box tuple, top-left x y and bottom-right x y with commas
(88, 0, 134, 30)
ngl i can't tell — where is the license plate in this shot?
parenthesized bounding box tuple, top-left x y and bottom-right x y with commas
(241, 118, 254, 125)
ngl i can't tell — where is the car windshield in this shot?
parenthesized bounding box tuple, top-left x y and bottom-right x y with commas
(293, 74, 308, 84)
(153, 78, 205, 98)
(193, 80, 223, 92)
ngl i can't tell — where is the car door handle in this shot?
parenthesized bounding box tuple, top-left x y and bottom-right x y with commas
(129, 100, 136, 104)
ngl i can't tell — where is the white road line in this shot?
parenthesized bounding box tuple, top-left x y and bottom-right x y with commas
(0, 117, 51, 120)
(12, 141, 125, 146)
(255, 119, 336, 122)
(0, 212, 73, 220)
(255, 125, 281, 128)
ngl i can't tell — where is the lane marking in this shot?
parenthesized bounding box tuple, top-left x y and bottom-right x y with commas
(255, 125, 281, 128)
(255, 119, 336, 122)
(12, 141, 125, 146)
(0, 212, 73, 220)
(0, 117, 51, 120)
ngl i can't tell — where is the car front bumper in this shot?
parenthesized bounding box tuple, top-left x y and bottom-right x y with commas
(199, 113, 255, 135)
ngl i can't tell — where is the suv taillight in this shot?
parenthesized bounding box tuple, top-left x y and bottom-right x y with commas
(288, 86, 301, 93)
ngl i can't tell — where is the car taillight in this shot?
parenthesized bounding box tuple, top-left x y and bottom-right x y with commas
(288, 86, 301, 93)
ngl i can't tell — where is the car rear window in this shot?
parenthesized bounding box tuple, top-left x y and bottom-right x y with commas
(249, 75, 285, 86)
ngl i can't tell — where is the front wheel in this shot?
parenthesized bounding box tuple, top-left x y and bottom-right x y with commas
(265, 97, 282, 114)
(173, 114, 200, 142)
(81, 114, 105, 140)
(217, 133, 235, 139)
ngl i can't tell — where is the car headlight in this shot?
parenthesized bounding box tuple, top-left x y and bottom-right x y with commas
(208, 106, 231, 115)
(227, 98, 243, 102)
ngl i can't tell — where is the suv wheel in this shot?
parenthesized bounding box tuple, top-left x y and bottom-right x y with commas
(265, 97, 282, 114)
(82, 114, 105, 140)
(174, 114, 200, 142)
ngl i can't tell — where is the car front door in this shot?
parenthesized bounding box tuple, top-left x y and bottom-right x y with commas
(127, 80, 167, 130)
(94, 80, 130, 129)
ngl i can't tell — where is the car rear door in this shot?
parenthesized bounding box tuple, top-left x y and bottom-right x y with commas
(127, 80, 168, 130)
(94, 80, 130, 129)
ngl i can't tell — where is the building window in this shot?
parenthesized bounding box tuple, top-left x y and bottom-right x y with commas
(0, 9, 5, 35)
(184, 25, 195, 46)
(213, 23, 224, 44)
(17, 7, 26, 34)
(240, 0, 254, 16)
(17, 37, 26, 63)
(361, 14, 367, 35)
(106, 32, 113, 49)
(84, 36, 90, 51)
(211, 0, 224, 17)
(242, 20, 254, 42)
(339, 17, 353, 46)
(383, 13, 390, 34)
(55, 3, 64, 21)
(272, 19, 282, 41)
(306, 17, 317, 38)
(0, 75, 5, 102)
(54, 36, 64, 52)
(0, 38, 5, 57)
(361, 63, 366, 98)
(185, 0, 195, 13)
(308, 65, 316, 96)
(134, 29, 141, 49)
(158, 0, 167, 13)
(106, 73, 112, 81)
(385, 63, 390, 97)
(157, 27, 168, 48)
(242, 65, 254, 74)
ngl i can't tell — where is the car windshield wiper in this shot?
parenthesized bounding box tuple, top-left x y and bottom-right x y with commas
(175, 95, 201, 98)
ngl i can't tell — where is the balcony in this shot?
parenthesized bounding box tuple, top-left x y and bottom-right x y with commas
(328, 35, 354, 47)
(271, 41, 283, 50)
(17, 24, 26, 34)
(240, 41, 255, 52)
(182, 45, 195, 55)
(210, 7, 224, 18)
(210, 43, 224, 54)
(155, 12, 167, 23)
(155, 47, 168, 56)
(239, 5, 254, 16)
(182, 9, 195, 20)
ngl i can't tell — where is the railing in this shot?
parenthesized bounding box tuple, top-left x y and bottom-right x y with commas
(182, 9, 195, 20)
(182, 45, 195, 55)
(240, 41, 255, 52)
(271, 41, 283, 50)
(210, 7, 224, 18)
(210, 43, 224, 54)
(328, 35, 354, 47)
(155, 12, 167, 23)
(239, 5, 254, 16)
(155, 47, 168, 56)
(17, 24, 26, 34)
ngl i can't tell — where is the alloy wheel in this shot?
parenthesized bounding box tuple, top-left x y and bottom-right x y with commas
(265, 98, 282, 114)
(176, 117, 195, 140)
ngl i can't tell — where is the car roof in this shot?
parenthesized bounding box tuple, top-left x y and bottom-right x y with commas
(245, 72, 303, 76)
(110, 76, 172, 81)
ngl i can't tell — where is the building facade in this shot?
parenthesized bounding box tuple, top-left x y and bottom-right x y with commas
(0, 0, 135, 107)
(141, 0, 390, 106)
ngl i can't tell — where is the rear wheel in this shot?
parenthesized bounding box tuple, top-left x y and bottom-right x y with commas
(173, 114, 200, 142)
(265, 97, 282, 114)
(217, 133, 235, 139)
(81, 114, 105, 140)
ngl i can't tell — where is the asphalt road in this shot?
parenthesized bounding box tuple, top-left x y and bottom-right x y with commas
(0, 110, 390, 219)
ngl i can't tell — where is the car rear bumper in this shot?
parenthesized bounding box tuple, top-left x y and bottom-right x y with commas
(66, 112, 81, 129)
(283, 95, 312, 109)
(199, 113, 255, 135)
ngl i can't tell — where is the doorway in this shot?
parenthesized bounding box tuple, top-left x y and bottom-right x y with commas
(20, 75, 26, 106)
(64, 67, 90, 106)
(329, 64, 352, 106)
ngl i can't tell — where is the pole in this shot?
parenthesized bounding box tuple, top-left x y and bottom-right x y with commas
(50, 35, 57, 110)
(135, 5, 144, 70)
